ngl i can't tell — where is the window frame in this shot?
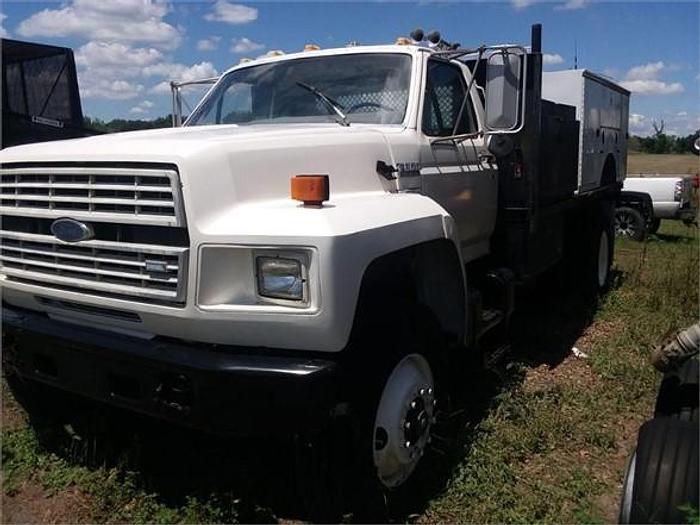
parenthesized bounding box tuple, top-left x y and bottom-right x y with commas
(185, 52, 415, 127)
(419, 57, 478, 138)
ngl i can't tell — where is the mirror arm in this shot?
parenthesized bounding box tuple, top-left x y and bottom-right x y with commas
(451, 47, 485, 137)
(430, 130, 483, 145)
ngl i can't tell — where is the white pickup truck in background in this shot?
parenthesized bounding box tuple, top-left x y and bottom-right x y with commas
(623, 175, 698, 235)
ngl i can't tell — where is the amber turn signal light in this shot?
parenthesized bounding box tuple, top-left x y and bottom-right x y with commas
(291, 175, 329, 207)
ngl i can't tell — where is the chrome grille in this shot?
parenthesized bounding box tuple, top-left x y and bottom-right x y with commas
(0, 230, 188, 303)
(0, 167, 184, 227)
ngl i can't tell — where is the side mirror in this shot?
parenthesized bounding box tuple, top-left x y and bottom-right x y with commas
(484, 49, 526, 133)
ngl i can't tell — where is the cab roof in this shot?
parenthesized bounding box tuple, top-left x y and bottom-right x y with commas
(220, 44, 431, 78)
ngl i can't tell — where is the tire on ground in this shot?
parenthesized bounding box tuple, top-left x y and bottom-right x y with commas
(620, 417, 699, 524)
(615, 206, 647, 242)
(295, 276, 448, 520)
(647, 217, 661, 235)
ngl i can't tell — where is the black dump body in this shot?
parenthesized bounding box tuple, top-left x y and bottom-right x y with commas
(2, 38, 95, 149)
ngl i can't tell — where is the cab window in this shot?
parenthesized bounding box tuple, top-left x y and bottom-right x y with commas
(422, 60, 476, 137)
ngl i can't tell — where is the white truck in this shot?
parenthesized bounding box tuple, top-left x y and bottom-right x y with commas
(1, 25, 629, 506)
(622, 176, 697, 234)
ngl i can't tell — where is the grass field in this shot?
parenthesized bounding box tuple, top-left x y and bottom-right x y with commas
(627, 152, 699, 175)
(2, 220, 699, 524)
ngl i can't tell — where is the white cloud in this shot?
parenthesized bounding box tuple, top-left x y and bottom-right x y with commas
(129, 99, 154, 115)
(76, 41, 163, 77)
(82, 79, 144, 101)
(556, 0, 587, 10)
(620, 80, 684, 95)
(230, 37, 264, 54)
(75, 41, 163, 100)
(626, 61, 665, 81)
(629, 113, 646, 127)
(543, 53, 565, 66)
(510, 0, 536, 9)
(149, 61, 218, 94)
(204, 1, 257, 25)
(74, 40, 217, 103)
(17, 0, 181, 50)
(197, 36, 222, 51)
(0, 13, 8, 38)
(619, 61, 685, 96)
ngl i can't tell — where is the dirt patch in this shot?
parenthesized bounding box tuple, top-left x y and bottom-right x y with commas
(593, 414, 651, 523)
(2, 480, 93, 525)
(1, 384, 26, 433)
(524, 354, 599, 394)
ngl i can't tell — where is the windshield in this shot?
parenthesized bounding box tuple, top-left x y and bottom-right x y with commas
(186, 53, 412, 127)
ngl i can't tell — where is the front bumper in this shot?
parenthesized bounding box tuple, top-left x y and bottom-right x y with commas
(2, 305, 339, 436)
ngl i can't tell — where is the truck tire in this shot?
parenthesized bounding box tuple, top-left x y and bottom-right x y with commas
(619, 417, 699, 524)
(615, 206, 647, 241)
(295, 287, 448, 520)
(648, 217, 661, 235)
(588, 205, 615, 294)
(349, 283, 448, 517)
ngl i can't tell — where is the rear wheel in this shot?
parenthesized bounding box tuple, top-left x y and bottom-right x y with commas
(615, 206, 646, 241)
(647, 217, 661, 235)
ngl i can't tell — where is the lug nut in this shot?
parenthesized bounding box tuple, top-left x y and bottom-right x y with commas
(432, 399, 437, 406)
(419, 388, 426, 396)
(428, 387, 433, 395)
(410, 400, 417, 409)
(404, 440, 411, 448)
(404, 421, 411, 429)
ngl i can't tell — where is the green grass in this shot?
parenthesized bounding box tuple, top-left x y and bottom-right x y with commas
(422, 220, 698, 523)
(2, 220, 698, 524)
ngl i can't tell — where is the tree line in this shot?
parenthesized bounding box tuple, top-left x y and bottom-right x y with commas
(628, 121, 699, 155)
(84, 115, 699, 155)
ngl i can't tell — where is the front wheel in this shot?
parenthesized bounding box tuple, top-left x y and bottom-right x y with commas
(373, 353, 436, 489)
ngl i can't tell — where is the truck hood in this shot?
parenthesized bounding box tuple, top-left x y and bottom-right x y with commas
(0, 123, 405, 212)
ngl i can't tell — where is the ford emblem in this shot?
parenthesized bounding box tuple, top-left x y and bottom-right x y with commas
(50, 218, 94, 243)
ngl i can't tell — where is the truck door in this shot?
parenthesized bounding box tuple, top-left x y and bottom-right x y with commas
(419, 58, 498, 262)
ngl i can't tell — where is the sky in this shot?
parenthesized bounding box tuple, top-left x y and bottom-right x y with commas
(1, 0, 698, 136)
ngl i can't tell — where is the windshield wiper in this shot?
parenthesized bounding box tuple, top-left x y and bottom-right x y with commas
(296, 81, 349, 127)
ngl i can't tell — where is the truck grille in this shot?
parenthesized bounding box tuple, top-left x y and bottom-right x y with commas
(0, 163, 188, 306)
(0, 230, 187, 303)
(0, 166, 185, 227)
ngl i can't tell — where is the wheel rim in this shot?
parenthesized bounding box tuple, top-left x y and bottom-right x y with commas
(598, 230, 609, 288)
(373, 353, 435, 489)
(619, 452, 637, 523)
(615, 211, 638, 238)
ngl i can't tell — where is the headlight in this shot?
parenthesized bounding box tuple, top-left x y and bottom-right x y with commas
(256, 256, 305, 301)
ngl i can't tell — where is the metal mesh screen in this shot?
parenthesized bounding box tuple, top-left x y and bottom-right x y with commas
(4, 63, 25, 114)
(336, 90, 408, 112)
(21, 55, 73, 120)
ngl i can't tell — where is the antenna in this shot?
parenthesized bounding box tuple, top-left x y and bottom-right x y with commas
(574, 39, 578, 70)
